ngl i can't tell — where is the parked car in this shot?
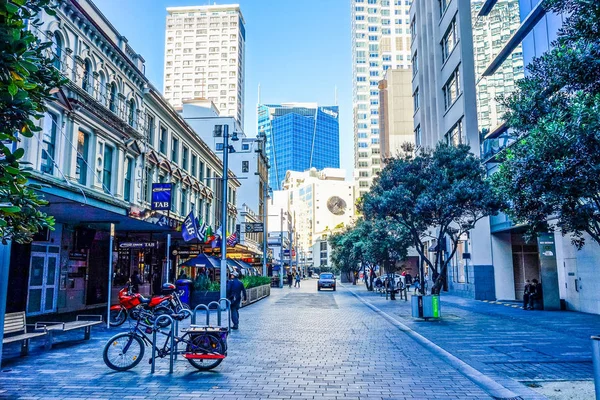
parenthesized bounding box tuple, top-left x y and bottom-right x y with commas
(317, 273, 336, 291)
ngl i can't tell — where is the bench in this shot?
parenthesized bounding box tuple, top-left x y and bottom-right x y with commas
(36, 315, 103, 344)
(3, 312, 48, 356)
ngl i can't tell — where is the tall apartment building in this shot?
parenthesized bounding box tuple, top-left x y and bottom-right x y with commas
(378, 68, 414, 162)
(351, 0, 413, 197)
(164, 4, 245, 125)
(257, 103, 340, 191)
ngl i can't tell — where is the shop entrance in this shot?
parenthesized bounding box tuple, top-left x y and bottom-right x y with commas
(511, 234, 540, 301)
(27, 244, 60, 315)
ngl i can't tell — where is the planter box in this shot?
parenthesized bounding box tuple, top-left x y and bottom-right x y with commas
(190, 291, 220, 308)
(242, 284, 270, 307)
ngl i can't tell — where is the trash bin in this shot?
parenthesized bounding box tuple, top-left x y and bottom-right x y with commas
(411, 295, 441, 319)
(175, 279, 193, 305)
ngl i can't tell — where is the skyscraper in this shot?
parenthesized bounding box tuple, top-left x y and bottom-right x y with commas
(351, 0, 413, 197)
(164, 4, 245, 125)
(257, 103, 340, 191)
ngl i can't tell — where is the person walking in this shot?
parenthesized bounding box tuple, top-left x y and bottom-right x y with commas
(523, 280, 532, 310)
(528, 279, 543, 310)
(294, 273, 301, 288)
(369, 269, 376, 291)
(226, 272, 247, 330)
(287, 271, 293, 288)
(130, 270, 142, 293)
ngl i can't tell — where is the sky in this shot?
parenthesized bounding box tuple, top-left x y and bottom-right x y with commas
(95, 0, 354, 176)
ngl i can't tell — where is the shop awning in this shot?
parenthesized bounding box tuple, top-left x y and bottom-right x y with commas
(179, 253, 220, 268)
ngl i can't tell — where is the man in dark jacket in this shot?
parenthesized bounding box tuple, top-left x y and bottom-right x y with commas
(528, 279, 543, 310)
(523, 280, 532, 310)
(226, 272, 247, 329)
(130, 270, 142, 293)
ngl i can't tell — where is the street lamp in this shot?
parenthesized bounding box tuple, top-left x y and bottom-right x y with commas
(219, 125, 238, 302)
(262, 186, 272, 277)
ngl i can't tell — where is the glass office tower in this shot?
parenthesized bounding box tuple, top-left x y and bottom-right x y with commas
(257, 103, 340, 190)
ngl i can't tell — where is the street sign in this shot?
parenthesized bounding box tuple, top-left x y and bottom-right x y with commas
(244, 222, 264, 233)
(151, 183, 172, 210)
(283, 249, 290, 256)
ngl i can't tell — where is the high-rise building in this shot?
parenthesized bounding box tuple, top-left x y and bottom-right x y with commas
(257, 103, 340, 191)
(164, 4, 245, 125)
(378, 68, 414, 162)
(351, 0, 413, 196)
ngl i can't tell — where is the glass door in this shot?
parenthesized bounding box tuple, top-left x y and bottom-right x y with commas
(27, 245, 60, 315)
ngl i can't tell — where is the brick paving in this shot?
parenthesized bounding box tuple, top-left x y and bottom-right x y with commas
(348, 282, 600, 397)
(0, 282, 495, 400)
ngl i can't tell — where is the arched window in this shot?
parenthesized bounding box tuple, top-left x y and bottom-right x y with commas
(52, 33, 63, 70)
(82, 59, 92, 93)
(98, 71, 106, 102)
(128, 98, 136, 127)
(109, 83, 118, 112)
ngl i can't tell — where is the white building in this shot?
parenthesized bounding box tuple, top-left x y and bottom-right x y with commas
(182, 100, 269, 257)
(351, 0, 413, 196)
(164, 4, 245, 125)
(279, 168, 356, 271)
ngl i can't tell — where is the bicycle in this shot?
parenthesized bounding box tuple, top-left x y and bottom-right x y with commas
(102, 310, 227, 372)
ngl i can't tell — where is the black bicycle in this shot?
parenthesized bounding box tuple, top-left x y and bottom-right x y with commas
(103, 310, 228, 372)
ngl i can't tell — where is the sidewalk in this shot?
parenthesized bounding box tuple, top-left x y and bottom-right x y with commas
(346, 282, 600, 398)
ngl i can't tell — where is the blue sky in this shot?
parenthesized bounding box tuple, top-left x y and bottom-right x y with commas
(96, 0, 354, 175)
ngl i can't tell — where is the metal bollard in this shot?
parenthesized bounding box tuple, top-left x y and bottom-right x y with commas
(151, 314, 174, 374)
(220, 298, 232, 332)
(592, 336, 600, 399)
(192, 304, 209, 325)
(173, 309, 192, 363)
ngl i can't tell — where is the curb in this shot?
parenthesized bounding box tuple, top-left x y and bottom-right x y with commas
(344, 285, 523, 400)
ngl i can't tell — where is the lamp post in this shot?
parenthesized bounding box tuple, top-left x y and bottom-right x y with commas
(219, 125, 238, 302)
(262, 185, 271, 277)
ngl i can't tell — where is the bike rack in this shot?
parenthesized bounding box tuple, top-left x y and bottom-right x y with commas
(192, 298, 231, 332)
(150, 314, 175, 374)
(173, 308, 193, 363)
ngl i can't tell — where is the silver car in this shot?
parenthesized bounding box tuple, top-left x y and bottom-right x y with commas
(317, 273, 336, 291)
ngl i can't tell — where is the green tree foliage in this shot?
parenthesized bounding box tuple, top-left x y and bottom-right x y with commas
(492, 0, 600, 249)
(329, 219, 367, 282)
(0, 0, 64, 244)
(362, 143, 502, 294)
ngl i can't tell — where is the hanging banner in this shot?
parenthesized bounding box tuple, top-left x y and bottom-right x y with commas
(151, 183, 172, 210)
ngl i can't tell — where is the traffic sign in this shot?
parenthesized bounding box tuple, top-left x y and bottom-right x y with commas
(244, 222, 264, 233)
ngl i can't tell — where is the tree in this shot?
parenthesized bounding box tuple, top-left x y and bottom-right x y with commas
(0, 0, 64, 244)
(492, 0, 600, 249)
(329, 220, 367, 284)
(362, 217, 411, 299)
(361, 143, 503, 294)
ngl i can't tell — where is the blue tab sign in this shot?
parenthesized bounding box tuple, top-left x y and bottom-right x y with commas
(151, 183, 172, 210)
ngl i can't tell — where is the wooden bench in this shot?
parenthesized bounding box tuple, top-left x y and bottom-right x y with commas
(36, 315, 103, 344)
(3, 312, 48, 356)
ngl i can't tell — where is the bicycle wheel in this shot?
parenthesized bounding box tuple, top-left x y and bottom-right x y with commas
(109, 308, 127, 327)
(103, 332, 145, 371)
(186, 333, 225, 371)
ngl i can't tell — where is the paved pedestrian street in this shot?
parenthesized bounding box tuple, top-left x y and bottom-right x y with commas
(1, 282, 599, 400)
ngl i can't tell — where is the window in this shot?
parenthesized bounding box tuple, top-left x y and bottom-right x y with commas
(441, 18, 458, 62)
(124, 158, 132, 201)
(412, 52, 418, 76)
(109, 83, 118, 112)
(128, 98, 136, 127)
(103, 145, 113, 193)
(146, 115, 155, 146)
(159, 126, 167, 154)
(206, 167, 211, 189)
(443, 67, 460, 110)
(41, 112, 57, 174)
(181, 189, 187, 216)
(439, 0, 450, 18)
(415, 125, 422, 147)
(199, 161, 205, 181)
(242, 143, 250, 151)
(446, 119, 464, 146)
(191, 154, 197, 176)
(76, 131, 89, 185)
(182, 146, 189, 170)
(410, 18, 416, 42)
(144, 168, 153, 203)
(82, 59, 93, 93)
(171, 137, 179, 162)
(242, 161, 249, 173)
(213, 125, 223, 137)
(413, 88, 420, 111)
(52, 33, 63, 70)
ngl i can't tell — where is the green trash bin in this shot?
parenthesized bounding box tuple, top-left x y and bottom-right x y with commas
(411, 295, 441, 319)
